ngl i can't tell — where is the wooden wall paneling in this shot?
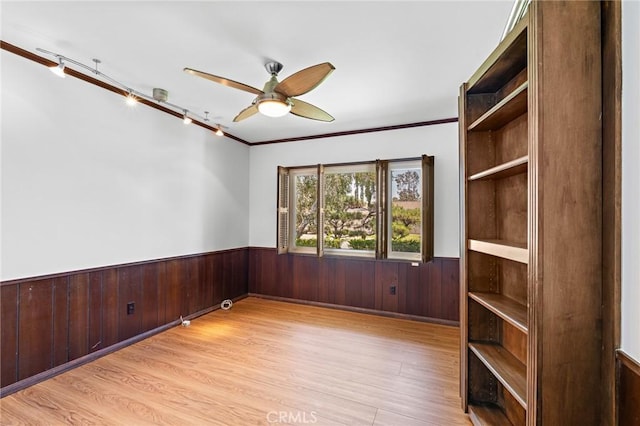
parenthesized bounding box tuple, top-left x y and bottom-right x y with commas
(318, 257, 334, 304)
(276, 253, 293, 299)
(18, 279, 53, 380)
(156, 261, 168, 326)
(210, 253, 224, 305)
(221, 252, 232, 300)
(1, 249, 252, 392)
(200, 254, 214, 310)
(197, 255, 208, 311)
(68, 273, 89, 361)
(233, 249, 249, 299)
(293, 255, 318, 302)
(396, 263, 407, 314)
(258, 249, 277, 296)
(361, 261, 375, 310)
(164, 259, 183, 322)
(88, 272, 102, 353)
(0, 284, 18, 387)
(248, 248, 262, 295)
(141, 263, 159, 332)
(426, 259, 442, 319)
(117, 265, 143, 341)
(183, 257, 199, 315)
(101, 269, 119, 347)
(51, 276, 69, 366)
(398, 261, 422, 316)
(343, 260, 363, 308)
(333, 258, 346, 306)
(248, 249, 258, 294)
(441, 259, 460, 321)
(414, 263, 432, 318)
(375, 262, 398, 312)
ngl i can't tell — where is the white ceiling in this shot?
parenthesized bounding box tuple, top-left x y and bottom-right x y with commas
(1, 1, 513, 144)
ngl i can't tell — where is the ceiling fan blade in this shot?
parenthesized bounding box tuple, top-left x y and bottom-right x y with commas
(290, 98, 334, 122)
(184, 68, 263, 95)
(275, 62, 335, 97)
(233, 104, 259, 122)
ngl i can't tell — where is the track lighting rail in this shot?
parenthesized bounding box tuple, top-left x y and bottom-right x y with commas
(35, 47, 222, 134)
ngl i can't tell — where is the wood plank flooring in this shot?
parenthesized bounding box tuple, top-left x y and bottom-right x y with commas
(0, 297, 470, 425)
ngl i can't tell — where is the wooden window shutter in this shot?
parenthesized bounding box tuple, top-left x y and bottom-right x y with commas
(277, 166, 290, 254)
(421, 155, 435, 263)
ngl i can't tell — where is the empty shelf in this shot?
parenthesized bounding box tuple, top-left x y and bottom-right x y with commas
(469, 156, 528, 181)
(468, 404, 513, 426)
(468, 239, 528, 264)
(469, 342, 527, 408)
(468, 82, 528, 132)
(469, 292, 528, 334)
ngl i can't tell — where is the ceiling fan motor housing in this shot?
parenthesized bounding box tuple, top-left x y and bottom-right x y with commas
(265, 61, 283, 76)
(256, 91, 290, 105)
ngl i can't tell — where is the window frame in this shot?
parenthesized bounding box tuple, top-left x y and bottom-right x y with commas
(288, 166, 320, 255)
(387, 159, 423, 262)
(277, 155, 434, 263)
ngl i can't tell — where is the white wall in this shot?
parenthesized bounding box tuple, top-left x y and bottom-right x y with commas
(248, 123, 460, 258)
(0, 51, 250, 280)
(621, 0, 640, 361)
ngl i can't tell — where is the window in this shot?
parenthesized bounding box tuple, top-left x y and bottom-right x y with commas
(389, 161, 423, 260)
(277, 156, 434, 262)
(291, 167, 318, 253)
(323, 164, 377, 255)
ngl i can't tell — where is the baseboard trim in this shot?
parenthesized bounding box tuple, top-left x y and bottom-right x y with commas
(0, 293, 248, 398)
(248, 293, 459, 327)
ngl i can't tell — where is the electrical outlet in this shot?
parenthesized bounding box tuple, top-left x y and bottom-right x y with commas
(390, 285, 397, 295)
(127, 302, 135, 315)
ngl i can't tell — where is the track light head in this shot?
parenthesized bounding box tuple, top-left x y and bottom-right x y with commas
(125, 91, 137, 106)
(49, 58, 65, 78)
(215, 128, 224, 137)
(183, 110, 192, 125)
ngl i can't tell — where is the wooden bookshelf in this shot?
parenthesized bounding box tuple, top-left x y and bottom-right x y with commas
(460, 2, 604, 425)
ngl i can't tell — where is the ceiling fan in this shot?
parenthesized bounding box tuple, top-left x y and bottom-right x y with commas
(184, 61, 335, 123)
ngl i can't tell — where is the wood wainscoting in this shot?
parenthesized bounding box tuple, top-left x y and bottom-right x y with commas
(248, 247, 459, 324)
(618, 350, 640, 425)
(0, 248, 249, 395)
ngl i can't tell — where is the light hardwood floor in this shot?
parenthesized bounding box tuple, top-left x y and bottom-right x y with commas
(0, 297, 470, 425)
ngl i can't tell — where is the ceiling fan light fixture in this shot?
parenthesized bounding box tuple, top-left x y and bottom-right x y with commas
(49, 58, 66, 78)
(258, 99, 291, 118)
